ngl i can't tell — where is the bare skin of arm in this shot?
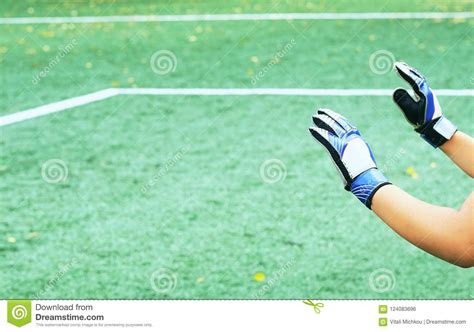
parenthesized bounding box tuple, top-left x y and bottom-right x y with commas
(439, 131, 474, 177)
(370, 131, 474, 268)
(372, 131, 474, 267)
(372, 186, 473, 268)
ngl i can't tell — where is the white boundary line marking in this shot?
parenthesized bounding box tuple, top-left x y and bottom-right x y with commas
(0, 12, 473, 24)
(1, 88, 473, 127)
(0, 89, 118, 127)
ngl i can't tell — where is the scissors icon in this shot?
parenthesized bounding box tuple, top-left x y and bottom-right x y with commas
(303, 300, 324, 314)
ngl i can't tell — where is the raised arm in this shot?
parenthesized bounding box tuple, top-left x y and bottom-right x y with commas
(391, 62, 474, 175)
(308, 108, 473, 268)
(372, 186, 474, 268)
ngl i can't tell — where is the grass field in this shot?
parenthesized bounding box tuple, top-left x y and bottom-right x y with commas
(0, 0, 473, 299)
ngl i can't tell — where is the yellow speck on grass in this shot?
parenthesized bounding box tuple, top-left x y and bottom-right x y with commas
(42, 45, 50, 52)
(40, 30, 55, 38)
(406, 166, 419, 179)
(27, 7, 34, 14)
(26, 26, 34, 33)
(85, 62, 93, 69)
(254, 272, 266, 282)
(430, 162, 437, 169)
(188, 35, 198, 42)
(368, 34, 376, 41)
(250, 56, 259, 64)
(27, 232, 40, 239)
(111, 81, 121, 87)
(0, 47, 8, 54)
(196, 277, 205, 283)
(7, 236, 16, 243)
(195, 25, 203, 33)
(246, 68, 254, 77)
(25, 48, 37, 55)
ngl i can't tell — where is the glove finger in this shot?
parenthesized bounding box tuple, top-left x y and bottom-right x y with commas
(309, 126, 351, 186)
(394, 62, 425, 96)
(309, 126, 347, 159)
(312, 114, 345, 137)
(317, 108, 355, 132)
(392, 88, 424, 127)
(309, 126, 332, 146)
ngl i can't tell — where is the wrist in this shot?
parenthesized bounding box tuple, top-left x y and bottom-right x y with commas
(439, 130, 459, 153)
(370, 183, 396, 213)
(417, 116, 457, 148)
(350, 168, 391, 209)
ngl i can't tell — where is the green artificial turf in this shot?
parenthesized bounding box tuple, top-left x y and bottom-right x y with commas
(0, 0, 473, 299)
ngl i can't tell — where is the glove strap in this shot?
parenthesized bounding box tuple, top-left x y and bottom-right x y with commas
(350, 168, 391, 209)
(416, 116, 457, 148)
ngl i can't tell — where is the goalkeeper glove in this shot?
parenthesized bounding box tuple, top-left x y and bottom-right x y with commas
(309, 109, 390, 209)
(393, 62, 457, 148)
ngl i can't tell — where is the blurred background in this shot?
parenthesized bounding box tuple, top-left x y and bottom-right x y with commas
(0, 0, 473, 299)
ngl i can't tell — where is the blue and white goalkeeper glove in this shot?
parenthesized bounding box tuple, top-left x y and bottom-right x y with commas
(309, 109, 390, 209)
(393, 62, 457, 148)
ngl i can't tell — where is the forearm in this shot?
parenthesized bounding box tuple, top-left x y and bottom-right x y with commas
(440, 131, 474, 177)
(371, 185, 474, 267)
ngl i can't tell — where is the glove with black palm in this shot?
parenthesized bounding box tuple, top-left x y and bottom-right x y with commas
(392, 62, 457, 148)
(309, 109, 390, 209)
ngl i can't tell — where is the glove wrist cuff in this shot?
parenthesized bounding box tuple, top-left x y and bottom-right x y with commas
(416, 116, 457, 148)
(350, 168, 390, 209)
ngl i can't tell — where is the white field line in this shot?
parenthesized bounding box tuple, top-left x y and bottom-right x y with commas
(1, 88, 473, 127)
(0, 88, 119, 127)
(0, 12, 473, 25)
